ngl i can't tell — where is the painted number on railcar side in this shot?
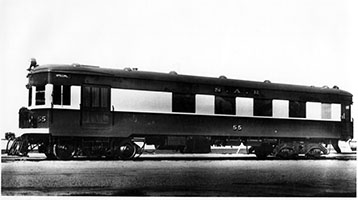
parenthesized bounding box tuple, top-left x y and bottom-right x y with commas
(232, 124, 243, 131)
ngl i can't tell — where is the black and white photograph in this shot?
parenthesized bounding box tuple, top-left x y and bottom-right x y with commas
(1, 0, 357, 198)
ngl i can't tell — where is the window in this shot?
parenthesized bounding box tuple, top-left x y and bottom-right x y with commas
(82, 86, 110, 110)
(173, 93, 195, 113)
(63, 86, 71, 105)
(53, 85, 71, 106)
(28, 88, 32, 106)
(111, 89, 172, 112)
(254, 99, 272, 116)
(35, 85, 45, 105)
(322, 103, 341, 120)
(321, 103, 331, 119)
(306, 102, 321, 119)
(331, 104, 341, 121)
(196, 95, 215, 114)
(236, 97, 253, 116)
(215, 96, 235, 115)
(306, 102, 342, 120)
(53, 85, 61, 105)
(289, 101, 306, 118)
(273, 100, 289, 118)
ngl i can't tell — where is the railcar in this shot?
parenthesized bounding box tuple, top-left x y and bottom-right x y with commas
(6, 59, 353, 160)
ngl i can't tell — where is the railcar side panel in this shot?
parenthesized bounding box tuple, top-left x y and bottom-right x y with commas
(48, 109, 343, 140)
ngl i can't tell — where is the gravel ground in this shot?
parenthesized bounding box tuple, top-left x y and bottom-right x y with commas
(1, 154, 356, 197)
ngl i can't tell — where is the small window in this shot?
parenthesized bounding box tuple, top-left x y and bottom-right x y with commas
(289, 101, 306, 118)
(35, 85, 45, 105)
(173, 93, 195, 113)
(28, 87, 32, 106)
(63, 86, 71, 105)
(53, 85, 71, 106)
(53, 85, 62, 105)
(254, 99, 272, 116)
(215, 96, 235, 115)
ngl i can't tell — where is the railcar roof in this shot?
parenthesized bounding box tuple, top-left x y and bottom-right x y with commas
(29, 64, 352, 97)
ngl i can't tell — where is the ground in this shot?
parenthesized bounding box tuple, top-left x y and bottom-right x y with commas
(1, 152, 356, 197)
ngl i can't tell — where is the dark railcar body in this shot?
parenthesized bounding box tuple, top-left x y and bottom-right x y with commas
(12, 62, 353, 159)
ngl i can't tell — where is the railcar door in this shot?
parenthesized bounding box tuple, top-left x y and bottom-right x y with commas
(341, 104, 353, 140)
(81, 85, 111, 128)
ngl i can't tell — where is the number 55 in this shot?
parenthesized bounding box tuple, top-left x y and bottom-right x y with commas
(233, 125, 242, 131)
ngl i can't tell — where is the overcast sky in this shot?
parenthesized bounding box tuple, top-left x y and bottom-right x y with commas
(0, 0, 357, 135)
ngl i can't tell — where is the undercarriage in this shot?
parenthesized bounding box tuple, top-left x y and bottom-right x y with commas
(5, 134, 342, 160)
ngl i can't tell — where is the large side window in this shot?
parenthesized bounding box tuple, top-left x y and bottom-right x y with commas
(215, 96, 235, 115)
(306, 102, 321, 119)
(82, 86, 110, 110)
(289, 101, 306, 118)
(35, 85, 46, 105)
(254, 99, 272, 116)
(196, 94, 215, 114)
(172, 93, 195, 113)
(111, 89, 172, 112)
(236, 97, 254, 116)
(53, 85, 71, 106)
(273, 99, 289, 118)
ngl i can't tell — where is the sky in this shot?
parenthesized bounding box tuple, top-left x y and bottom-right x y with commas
(0, 0, 357, 136)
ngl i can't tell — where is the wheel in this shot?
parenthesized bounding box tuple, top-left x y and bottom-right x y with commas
(254, 144, 273, 159)
(109, 139, 138, 160)
(305, 148, 323, 158)
(277, 147, 297, 159)
(53, 143, 76, 160)
(254, 148, 269, 159)
(112, 140, 137, 160)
